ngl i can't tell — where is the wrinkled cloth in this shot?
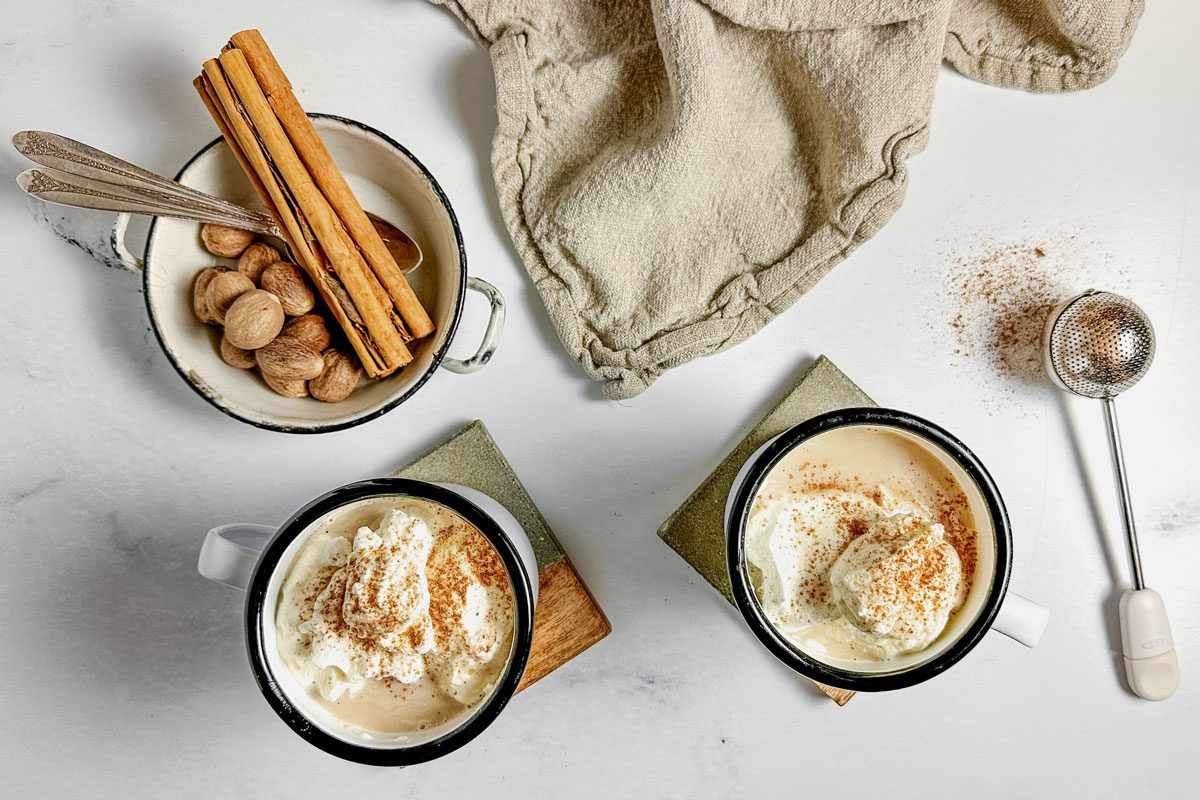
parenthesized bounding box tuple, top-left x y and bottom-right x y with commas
(429, 0, 1142, 398)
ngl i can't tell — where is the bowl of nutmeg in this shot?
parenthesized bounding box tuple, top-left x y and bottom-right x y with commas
(129, 111, 503, 433)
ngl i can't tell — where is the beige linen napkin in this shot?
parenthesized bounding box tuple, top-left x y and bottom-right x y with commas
(430, 0, 1142, 399)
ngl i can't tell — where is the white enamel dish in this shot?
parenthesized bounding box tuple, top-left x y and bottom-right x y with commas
(112, 113, 504, 433)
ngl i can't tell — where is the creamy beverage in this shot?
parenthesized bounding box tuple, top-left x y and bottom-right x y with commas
(274, 495, 516, 738)
(745, 425, 980, 665)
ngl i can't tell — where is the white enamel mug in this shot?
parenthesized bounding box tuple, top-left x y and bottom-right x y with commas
(197, 478, 538, 765)
(725, 408, 1049, 692)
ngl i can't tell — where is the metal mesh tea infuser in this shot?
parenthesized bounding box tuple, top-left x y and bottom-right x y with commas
(1043, 290, 1179, 700)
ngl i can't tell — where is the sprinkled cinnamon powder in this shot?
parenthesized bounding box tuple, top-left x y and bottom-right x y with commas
(944, 240, 1065, 383)
(297, 511, 513, 672)
(844, 517, 869, 538)
(427, 525, 512, 647)
(866, 518, 958, 639)
(756, 457, 979, 612)
(936, 491, 977, 585)
(932, 231, 1130, 413)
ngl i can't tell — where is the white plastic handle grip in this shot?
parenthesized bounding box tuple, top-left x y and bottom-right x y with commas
(197, 523, 275, 590)
(1119, 588, 1180, 701)
(991, 592, 1050, 648)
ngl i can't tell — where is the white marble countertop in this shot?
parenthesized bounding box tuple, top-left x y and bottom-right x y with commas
(2, 1, 1197, 796)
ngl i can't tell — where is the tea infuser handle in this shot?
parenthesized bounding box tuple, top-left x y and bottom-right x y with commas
(1120, 588, 1179, 701)
(198, 523, 276, 590)
(442, 277, 505, 374)
(991, 592, 1049, 648)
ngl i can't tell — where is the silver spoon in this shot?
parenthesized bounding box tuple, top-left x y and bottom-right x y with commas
(13, 130, 422, 272)
(1043, 289, 1179, 701)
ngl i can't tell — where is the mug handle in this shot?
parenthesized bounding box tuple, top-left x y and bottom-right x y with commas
(198, 523, 276, 590)
(991, 592, 1049, 648)
(441, 277, 505, 374)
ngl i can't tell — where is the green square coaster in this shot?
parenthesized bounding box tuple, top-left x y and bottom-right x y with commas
(393, 420, 562, 569)
(657, 356, 873, 705)
(393, 420, 610, 691)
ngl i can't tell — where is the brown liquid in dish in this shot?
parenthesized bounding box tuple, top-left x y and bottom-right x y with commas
(317, 672, 465, 736)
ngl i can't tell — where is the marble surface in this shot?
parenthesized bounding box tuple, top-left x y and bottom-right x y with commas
(2, 1, 1198, 796)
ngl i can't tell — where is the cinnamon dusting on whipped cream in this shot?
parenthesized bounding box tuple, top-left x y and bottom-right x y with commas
(745, 427, 980, 663)
(276, 498, 515, 735)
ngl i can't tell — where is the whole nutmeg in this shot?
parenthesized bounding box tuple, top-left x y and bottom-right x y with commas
(260, 368, 309, 398)
(281, 314, 331, 352)
(261, 261, 315, 316)
(255, 335, 324, 381)
(220, 336, 257, 369)
(192, 266, 225, 324)
(200, 223, 255, 258)
(236, 242, 281, 284)
(224, 290, 285, 350)
(205, 271, 255, 325)
(310, 348, 362, 403)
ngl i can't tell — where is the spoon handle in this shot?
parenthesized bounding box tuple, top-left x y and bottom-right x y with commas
(14, 130, 421, 274)
(13, 130, 268, 225)
(17, 167, 278, 235)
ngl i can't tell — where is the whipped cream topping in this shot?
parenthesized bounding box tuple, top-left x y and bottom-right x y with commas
(276, 500, 515, 732)
(830, 514, 965, 652)
(747, 484, 970, 662)
(302, 509, 437, 697)
(423, 526, 517, 704)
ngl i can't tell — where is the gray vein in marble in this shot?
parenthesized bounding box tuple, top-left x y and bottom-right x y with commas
(8, 477, 62, 506)
(1156, 498, 1200, 537)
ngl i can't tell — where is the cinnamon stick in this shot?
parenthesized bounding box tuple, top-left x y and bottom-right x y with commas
(228, 29, 435, 339)
(216, 50, 411, 367)
(193, 74, 278, 222)
(198, 63, 382, 374)
(196, 58, 409, 376)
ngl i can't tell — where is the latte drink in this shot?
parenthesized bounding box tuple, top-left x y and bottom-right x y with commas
(273, 495, 516, 740)
(745, 425, 982, 667)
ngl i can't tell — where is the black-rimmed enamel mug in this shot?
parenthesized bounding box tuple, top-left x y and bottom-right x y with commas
(110, 114, 505, 433)
(196, 478, 538, 766)
(725, 408, 1049, 692)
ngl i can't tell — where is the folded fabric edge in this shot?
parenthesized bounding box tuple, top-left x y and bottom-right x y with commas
(696, 0, 944, 33)
(487, 34, 928, 400)
(942, 1, 1144, 93)
(424, 0, 490, 45)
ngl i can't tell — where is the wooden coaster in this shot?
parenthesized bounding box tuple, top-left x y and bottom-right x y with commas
(658, 356, 876, 706)
(393, 420, 611, 691)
